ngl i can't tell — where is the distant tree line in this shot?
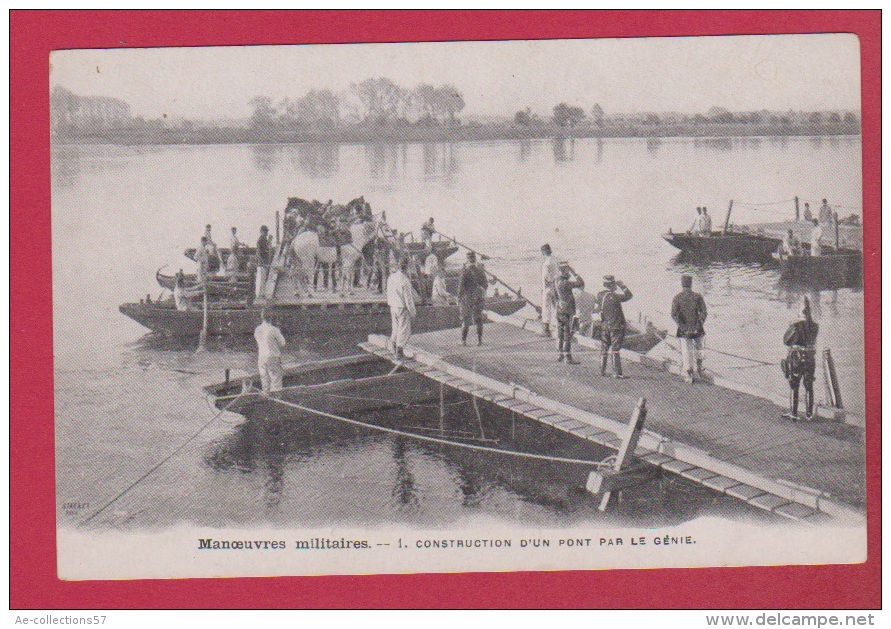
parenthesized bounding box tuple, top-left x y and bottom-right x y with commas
(248, 78, 466, 131)
(50, 86, 163, 137)
(513, 102, 860, 129)
(50, 83, 861, 145)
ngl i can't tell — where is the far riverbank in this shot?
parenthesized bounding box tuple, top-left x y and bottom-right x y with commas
(52, 120, 860, 146)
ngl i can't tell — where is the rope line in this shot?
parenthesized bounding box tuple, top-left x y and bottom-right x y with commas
(259, 393, 606, 467)
(735, 198, 796, 207)
(662, 334, 778, 366)
(82, 389, 250, 525)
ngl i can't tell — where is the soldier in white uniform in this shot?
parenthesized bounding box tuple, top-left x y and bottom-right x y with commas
(810, 219, 823, 257)
(540, 243, 561, 337)
(386, 258, 417, 359)
(254, 310, 287, 392)
(699, 207, 713, 235)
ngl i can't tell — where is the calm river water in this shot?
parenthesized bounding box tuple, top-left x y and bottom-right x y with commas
(53, 136, 864, 530)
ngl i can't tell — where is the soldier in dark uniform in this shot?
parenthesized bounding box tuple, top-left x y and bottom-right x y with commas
(671, 275, 708, 383)
(253, 225, 273, 300)
(457, 251, 488, 346)
(781, 297, 819, 421)
(554, 264, 585, 364)
(595, 275, 633, 378)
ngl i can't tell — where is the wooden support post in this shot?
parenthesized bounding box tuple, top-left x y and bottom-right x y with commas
(224, 368, 230, 384)
(794, 196, 800, 221)
(275, 211, 281, 246)
(198, 289, 208, 351)
(722, 200, 734, 235)
(439, 381, 445, 433)
(822, 349, 843, 409)
(833, 212, 840, 250)
(588, 397, 650, 511)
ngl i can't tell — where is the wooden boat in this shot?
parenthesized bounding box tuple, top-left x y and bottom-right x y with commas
(156, 266, 464, 298)
(661, 230, 780, 261)
(204, 354, 610, 497)
(772, 249, 862, 287)
(119, 292, 527, 337)
(662, 200, 863, 263)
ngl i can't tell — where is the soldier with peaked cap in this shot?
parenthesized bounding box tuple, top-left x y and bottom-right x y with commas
(254, 225, 273, 299)
(671, 275, 708, 383)
(594, 275, 633, 378)
(781, 297, 819, 421)
(457, 251, 488, 346)
(554, 263, 585, 364)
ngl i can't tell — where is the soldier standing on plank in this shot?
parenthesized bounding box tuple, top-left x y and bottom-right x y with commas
(671, 275, 708, 383)
(594, 275, 633, 379)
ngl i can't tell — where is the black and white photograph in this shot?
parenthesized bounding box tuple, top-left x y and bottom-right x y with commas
(51, 34, 866, 579)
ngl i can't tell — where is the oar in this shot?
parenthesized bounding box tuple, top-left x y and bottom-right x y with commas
(432, 229, 491, 261)
(483, 268, 541, 314)
(431, 229, 540, 313)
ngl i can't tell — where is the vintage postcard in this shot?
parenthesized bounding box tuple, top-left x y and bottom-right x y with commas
(51, 33, 867, 581)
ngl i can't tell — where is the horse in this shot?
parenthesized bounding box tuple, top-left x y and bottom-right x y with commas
(315, 229, 340, 291)
(339, 221, 376, 294)
(289, 227, 342, 295)
(289, 230, 319, 297)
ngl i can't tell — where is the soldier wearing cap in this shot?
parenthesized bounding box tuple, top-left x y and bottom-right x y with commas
(781, 297, 819, 421)
(457, 251, 488, 346)
(554, 263, 585, 363)
(671, 275, 708, 383)
(594, 275, 633, 378)
(254, 225, 273, 299)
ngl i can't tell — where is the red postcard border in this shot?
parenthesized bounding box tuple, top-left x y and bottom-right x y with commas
(10, 10, 881, 609)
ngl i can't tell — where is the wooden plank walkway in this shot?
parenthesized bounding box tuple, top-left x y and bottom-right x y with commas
(362, 322, 865, 524)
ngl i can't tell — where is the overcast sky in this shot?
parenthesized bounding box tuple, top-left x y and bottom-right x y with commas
(50, 33, 861, 120)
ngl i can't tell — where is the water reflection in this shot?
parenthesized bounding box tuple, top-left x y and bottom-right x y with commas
(552, 137, 575, 163)
(518, 139, 531, 163)
(646, 138, 662, 156)
(693, 137, 733, 152)
(668, 254, 770, 294)
(365, 142, 409, 180)
(51, 144, 84, 190)
(422, 142, 460, 184)
(204, 413, 370, 512)
(776, 284, 845, 320)
(768, 136, 789, 151)
(390, 438, 419, 509)
(290, 143, 340, 179)
(251, 144, 282, 172)
(51, 143, 136, 190)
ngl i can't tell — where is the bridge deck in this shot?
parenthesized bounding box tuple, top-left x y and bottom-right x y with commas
(363, 322, 864, 522)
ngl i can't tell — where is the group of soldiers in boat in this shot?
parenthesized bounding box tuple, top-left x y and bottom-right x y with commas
(171, 196, 458, 309)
